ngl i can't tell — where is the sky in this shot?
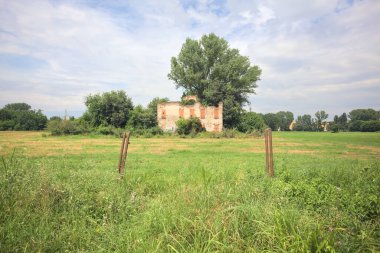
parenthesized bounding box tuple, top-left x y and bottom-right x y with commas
(0, 0, 379, 119)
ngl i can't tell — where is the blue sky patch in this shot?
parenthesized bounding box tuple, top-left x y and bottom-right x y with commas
(0, 53, 48, 70)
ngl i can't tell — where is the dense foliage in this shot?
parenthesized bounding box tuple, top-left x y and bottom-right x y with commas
(238, 111, 266, 133)
(176, 117, 204, 135)
(168, 33, 261, 128)
(84, 90, 134, 128)
(331, 113, 348, 132)
(127, 105, 157, 130)
(262, 111, 294, 131)
(295, 114, 314, 131)
(262, 113, 279, 131)
(315, 110, 329, 131)
(47, 118, 89, 135)
(348, 120, 380, 132)
(349, 108, 379, 121)
(276, 111, 294, 131)
(0, 103, 47, 130)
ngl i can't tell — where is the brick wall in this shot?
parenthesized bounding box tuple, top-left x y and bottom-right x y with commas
(157, 101, 223, 132)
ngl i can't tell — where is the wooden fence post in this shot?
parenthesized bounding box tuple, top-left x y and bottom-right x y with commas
(118, 132, 131, 176)
(118, 132, 126, 174)
(264, 129, 269, 176)
(268, 129, 274, 177)
(264, 128, 274, 177)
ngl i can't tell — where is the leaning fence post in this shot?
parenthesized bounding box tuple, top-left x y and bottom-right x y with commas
(118, 132, 126, 174)
(120, 132, 131, 176)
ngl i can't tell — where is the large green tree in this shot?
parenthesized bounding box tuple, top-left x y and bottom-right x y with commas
(348, 109, 379, 122)
(127, 97, 170, 130)
(295, 114, 313, 131)
(315, 110, 329, 131)
(262, 113, 279, 131)
(0, 103, 47, 130)
(276, 111, 294, 131)
(238, 111, 266, 133)
(84, 90, 133, 128)
(127, 105, 156, 129)
(168, 33, 261, 128)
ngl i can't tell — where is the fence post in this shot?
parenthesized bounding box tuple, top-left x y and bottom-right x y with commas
(118, 132, 126, 174)
(264, 128, 274, 177)
(268, 129, 274, 177)
(120, 132, 131, 176)
(264, 129, 269, 176)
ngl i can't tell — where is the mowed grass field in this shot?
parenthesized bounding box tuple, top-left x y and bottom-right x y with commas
(0, 131, 379, 252)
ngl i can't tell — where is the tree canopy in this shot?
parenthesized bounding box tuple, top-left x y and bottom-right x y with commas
(315, 110, 329, 131)
(238, 111, 266, 133)
(295, 114, 313, 131)
(262, 113, 279, 131)
(84, 90, 133, 128)
(276, 111, 294, 131)
(168, 33, 261, 128)
(349, 109, 380, 122)
(0, 103, 47, 130)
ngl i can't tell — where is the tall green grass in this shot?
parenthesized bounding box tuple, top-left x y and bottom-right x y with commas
(0, 135, 379, 252)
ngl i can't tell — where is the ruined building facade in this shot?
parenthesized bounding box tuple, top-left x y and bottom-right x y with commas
(157, 96, 223, 132)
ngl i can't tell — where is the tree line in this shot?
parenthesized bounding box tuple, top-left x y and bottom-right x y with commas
(242, 109, 380, 133)
(1, 93, 379, 134)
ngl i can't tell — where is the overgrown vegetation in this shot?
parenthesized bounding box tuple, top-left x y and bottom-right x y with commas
(0, 132, 379, 252)
(176, 117, 204, 135)
(0, 103, 47, 130)
(47, 117, 89, 135)
(238, 111, 266, 133)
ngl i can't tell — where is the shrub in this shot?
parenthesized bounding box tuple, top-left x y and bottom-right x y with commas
(96, 125, 116, 135)
(47, 120, 88, 135)
(238, 111, 266, 133)
(360, 120, 380, 132)
(348, 120, 363, 131)
(176, 117, 204, 135)
(221, 128, 241, 138)
(0, 120, 16, 130)
(348, 120, 380, 132)
(130, 127, 164, 137)
(330, 124, 339, 133)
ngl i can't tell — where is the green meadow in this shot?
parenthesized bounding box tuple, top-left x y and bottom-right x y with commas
(0, 131, 379, 252)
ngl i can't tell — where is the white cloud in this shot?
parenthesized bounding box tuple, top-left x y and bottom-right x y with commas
(0, 0, 379, 118)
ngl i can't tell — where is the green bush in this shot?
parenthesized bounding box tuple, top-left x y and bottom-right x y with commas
(348, 120, 380, 132)
(330, 124, 339, 133)
(176, 117, 204, 135)
(0, 120, 16, 130)
(130, 127, 164, 137)
(361, 120, 380, 132)
(47, 120, 89, 135)
(220, 128, 241, 138)
(96, 125, 116, 135)
(238, 111, 266, 133)
(348, 120, 363, 131)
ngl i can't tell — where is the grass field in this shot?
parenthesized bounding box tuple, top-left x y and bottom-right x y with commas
(0, 131, 379, 252)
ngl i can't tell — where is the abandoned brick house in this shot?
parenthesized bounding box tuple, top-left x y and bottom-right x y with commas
(157, 96, 223, 132)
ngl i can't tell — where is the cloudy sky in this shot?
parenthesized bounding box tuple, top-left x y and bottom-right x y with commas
(0, 0, 379, 118)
